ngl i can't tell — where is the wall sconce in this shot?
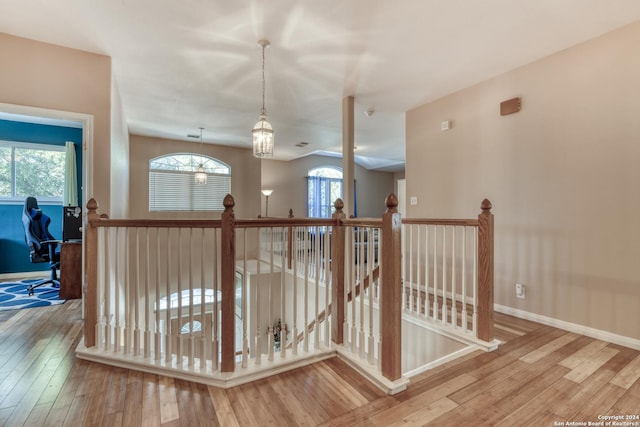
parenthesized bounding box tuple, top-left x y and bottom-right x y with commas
(261, 189, 273, 217)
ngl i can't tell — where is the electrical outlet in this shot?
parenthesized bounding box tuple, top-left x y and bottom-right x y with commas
(410, 196, 418, 205)
(515, 283, 526, 299)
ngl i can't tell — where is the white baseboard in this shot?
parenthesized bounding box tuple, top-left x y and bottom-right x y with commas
(495, 304, 640, 351)
(0, 271, 48, 280)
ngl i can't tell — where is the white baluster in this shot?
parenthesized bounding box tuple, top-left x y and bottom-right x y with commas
(451, 227, 457, 329)
(292, 229, 298, 356)
(98, 227, 109, 350)
(472, 227, 478, 336)
(176, 228, 183, 367)
(358, 227, 365, 359)
(155, 228, 161, 361)
(133, 228, 141, 357)
(367, 227, 375, 365)
(165, 228, 172, 365)
(425, 225, 430, 318)
(441, 226, 448, 324)
(256, 229, 262, 365)
(144, 228, 151, 359)
(114, 227, 122, 353)
(186, 227, 195, 368)
(268, 228, 275, 361)
(461, 227, 468, 333)
(280, 227, 287, 359)
(343, 227, 349, 349)
(303, 230, 309, 353)
(418, 224, 423, 317)
(432, 226, 438, 321)
(324, 229, 331, 347)
(349, 227, 357, 354)
(200, 228, 207, 372)
(314, 226, 320, 351)
(409, 224, 414, 313)
(212, 228, 219, 371)
(242, 230, 249, 368)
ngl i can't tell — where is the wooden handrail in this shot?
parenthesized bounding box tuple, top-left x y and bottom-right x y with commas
(402, 218, 479, 227)
(87, 218, 222, 228)
(341, 218, 383, 227)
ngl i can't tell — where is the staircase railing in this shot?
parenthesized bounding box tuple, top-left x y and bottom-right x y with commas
(401, 199, 494, 343)
(81, 194, 493, 390)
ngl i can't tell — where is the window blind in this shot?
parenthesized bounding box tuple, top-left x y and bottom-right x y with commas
(149, 170, 230, 211)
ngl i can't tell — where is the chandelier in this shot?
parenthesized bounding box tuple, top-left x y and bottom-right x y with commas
(252, 39, 274, 158)
(194, 127, 207, 184)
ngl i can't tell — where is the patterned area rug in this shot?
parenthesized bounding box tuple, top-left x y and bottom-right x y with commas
(0, 279, 66, 311)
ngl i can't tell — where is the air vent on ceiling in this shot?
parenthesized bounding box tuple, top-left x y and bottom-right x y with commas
(295, 141, 309, 148)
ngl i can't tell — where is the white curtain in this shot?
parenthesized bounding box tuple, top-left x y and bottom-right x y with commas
(64, 141, 78, 206)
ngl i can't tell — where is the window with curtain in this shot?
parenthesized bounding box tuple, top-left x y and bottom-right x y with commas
(149, 153, 231, 211)
(0, 140, 66, 203)
(307, 167, 343, 218)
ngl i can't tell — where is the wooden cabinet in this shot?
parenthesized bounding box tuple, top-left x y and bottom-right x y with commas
(59, 242, 82, 299)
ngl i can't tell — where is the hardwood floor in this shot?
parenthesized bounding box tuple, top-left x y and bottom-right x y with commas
(1, 301, 639, 426)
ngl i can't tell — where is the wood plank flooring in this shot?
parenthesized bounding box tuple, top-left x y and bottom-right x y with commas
(1, 300, 639, 426)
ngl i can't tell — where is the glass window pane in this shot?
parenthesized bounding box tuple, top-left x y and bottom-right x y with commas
(14, 147, 65, 199)
(307, 168, 343, 218)
(150, 153, 230, 174)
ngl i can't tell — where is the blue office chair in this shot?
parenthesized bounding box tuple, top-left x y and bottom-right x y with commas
(22, 197, 60, 296)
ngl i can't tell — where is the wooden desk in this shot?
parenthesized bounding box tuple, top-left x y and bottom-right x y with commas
(59, 242, 82, 299)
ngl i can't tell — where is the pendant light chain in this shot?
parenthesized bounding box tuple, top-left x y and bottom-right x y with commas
(261, 42, 266, 116)
(252, 39, 274, 158)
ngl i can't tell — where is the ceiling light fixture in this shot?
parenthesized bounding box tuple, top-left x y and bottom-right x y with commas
(252, 39, 274, 158)
(194, 127, 207, 185)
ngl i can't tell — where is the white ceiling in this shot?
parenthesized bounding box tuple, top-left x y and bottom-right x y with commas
(1, 1, 640, 171)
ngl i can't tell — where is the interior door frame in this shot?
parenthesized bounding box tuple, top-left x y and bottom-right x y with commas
(0, 102, 94, 211)
(0, 102, 94, 314)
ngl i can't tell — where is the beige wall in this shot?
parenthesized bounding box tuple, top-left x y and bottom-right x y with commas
(406, 22, 640, 340)
(261, 155, 396, 219)
(0, 32, 113, 213)
(129, 135, 261, 219)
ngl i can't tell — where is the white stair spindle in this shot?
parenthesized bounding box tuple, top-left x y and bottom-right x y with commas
(472, 226, 478, 336)
(462, 227, 468, 333)
(242, 230, 249, 368)
(425, 225, 430, 318)
(154, 228, 161, 361)
(432, 226, 438, 321)
(441, 226, 448, 324)
(451, 227, 457, 329)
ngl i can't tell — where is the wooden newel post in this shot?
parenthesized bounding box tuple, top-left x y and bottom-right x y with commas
(381, 193, 402, 381)
(220, 194, 236, 372)
(331, 198, 346, 345)
(477, 199, 494, 342)
(84, 198, 100, 348)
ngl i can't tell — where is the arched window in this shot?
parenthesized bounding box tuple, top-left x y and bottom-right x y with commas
(149, 153, 231, 211)
(307, 166, 343, 218)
